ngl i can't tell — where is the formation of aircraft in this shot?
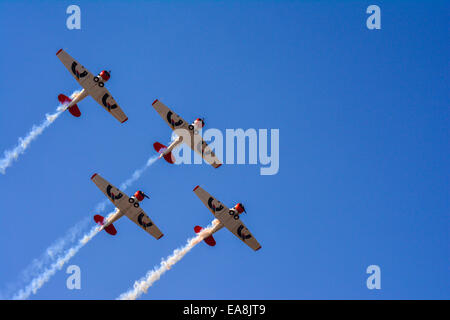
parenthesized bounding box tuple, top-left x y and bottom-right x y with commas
(54, 49, 260, 253)
(56, 49, 128, 123)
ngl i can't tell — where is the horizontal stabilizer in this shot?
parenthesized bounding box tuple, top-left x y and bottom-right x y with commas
(153, 142, 175, 164)
(94, 214, 117, 236)
(58, 93, 81, 117)
(194, 225, 216, 246)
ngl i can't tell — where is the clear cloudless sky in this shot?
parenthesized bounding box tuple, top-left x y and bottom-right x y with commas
(0, 0, 448, 299)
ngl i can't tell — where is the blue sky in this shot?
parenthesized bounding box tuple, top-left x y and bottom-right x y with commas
(0, 0, 448, 299)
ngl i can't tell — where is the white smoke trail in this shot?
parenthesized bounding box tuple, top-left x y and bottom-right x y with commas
(0, 91, 80, 175)
(12, 210, 116, 300)
(118, 219, 220, 300)
(120, 155, 159, 190)
(8, 153, 160, 299)
(95, 155, 159, 212)
(0, 217, 90, 299)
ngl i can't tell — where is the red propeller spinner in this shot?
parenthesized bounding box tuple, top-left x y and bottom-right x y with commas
(134, 190, 150, 202)
(99, 70, 111, 82)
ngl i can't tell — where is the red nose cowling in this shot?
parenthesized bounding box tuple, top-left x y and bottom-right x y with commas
(235, 203, 245, 214)
(195, 118, 205, 128)
(99, 70, 110, 82)
(134, 191, 145, 202)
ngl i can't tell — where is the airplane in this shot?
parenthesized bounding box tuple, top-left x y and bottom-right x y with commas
(192, 185, 261, 251)
(91, 173, 163, 240)
(151, 99, 222, 168)
(56, 49, 128, 123)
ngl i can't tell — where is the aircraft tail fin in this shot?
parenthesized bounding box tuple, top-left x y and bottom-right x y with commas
(194, 226, 216, 246)
(94, 214, 117, 236)
(58, 93, 81, 117)
(153, 142, 175, 164)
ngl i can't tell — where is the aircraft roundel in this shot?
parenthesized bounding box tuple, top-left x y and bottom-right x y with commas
(137, 213, 153, 229)
(237, 225, 252, 240)
(101, 93, 118, 111)
(166, 111, 184, 128)
(71, 61, 88, 79)
(208, 197, 224, 212)
(106, 185, 123, 201)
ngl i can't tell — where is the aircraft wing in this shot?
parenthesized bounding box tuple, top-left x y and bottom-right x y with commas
(193, 186, 261, 251)
(91, 174, 163, 239)
(188, 135, 222, 168)
(87, 85, 128, 123)
(152, 99, 189, 130)
(57, 49, 96, 90)
(91, 173, 132, 212)
(123, 206, 164, 240)
(56, 49, 128, 123)
(152, 100, 222, 168)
